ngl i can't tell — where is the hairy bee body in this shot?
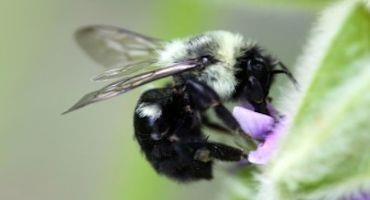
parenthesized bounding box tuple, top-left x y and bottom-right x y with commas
(66, 26, 296, 182)
(134, 87, 213, 181)
(130, 31, 279, 181)
(134, 84, 247, 181)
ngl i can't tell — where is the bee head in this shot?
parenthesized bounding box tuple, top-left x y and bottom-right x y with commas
(234, 46, 297, 103)
(235, 46, 276, 95)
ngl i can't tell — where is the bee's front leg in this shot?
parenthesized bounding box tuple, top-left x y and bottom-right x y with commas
(242, 76, 270, 114)
(184, 78, 241, 133)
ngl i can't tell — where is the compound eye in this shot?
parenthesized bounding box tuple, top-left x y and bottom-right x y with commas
(200, 55, 213, 66)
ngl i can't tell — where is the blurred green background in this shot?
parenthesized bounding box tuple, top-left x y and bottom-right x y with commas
(0, 0, 318, 199)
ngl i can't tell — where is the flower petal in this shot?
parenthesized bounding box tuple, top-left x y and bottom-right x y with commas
(232, 106, 274, 141)
(248, 117, 287, 164)
(233, 105, 288, 164)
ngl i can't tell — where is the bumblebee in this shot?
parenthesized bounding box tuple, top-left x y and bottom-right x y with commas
(64, 25, 296, 182)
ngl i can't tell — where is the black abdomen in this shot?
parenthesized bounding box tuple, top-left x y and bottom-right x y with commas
(133, 88, 213, 182)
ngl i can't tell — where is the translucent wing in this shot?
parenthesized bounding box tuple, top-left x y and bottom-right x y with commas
(75, 25, 163, 68)
(63, 60, 201, 114)
(92, 59, 158, 81)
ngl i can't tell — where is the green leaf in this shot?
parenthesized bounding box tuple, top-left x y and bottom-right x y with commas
(221, 166, 261, 200)
(257, 0, 370, 199)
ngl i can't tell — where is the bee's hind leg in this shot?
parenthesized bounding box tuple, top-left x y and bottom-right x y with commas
(179, 142, 247, 162)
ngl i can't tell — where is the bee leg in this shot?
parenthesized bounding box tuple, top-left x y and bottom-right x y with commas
(243, 76, 269, 114)
(201, 115, 231, 134)
(185, 78, 241, 132)
(205, 142, 247, 161)
(185, 79, 257, 149)
(183, 142, 247, 162)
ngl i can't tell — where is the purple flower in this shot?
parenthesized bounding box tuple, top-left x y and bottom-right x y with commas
(342, 192, 370, 200)
(232, 103, 288, 164)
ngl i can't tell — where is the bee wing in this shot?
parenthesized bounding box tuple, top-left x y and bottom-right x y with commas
(75, 25, 163, 68)
(92, 59, 158, 82)
(63, 60, 200, 114)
